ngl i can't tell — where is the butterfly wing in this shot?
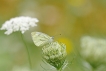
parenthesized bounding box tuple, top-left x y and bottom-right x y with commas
(31, 32, 53, 47)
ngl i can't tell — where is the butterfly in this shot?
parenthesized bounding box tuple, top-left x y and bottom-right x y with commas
(31, 32, 54, 47)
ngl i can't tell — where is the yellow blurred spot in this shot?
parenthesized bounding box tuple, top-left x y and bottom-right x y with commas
(57, 37, 73, 54)
(68, 0, 86, 7)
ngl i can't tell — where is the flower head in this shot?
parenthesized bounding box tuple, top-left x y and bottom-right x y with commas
(0, 16, 39, 35)
(42, 41, 67, 70)
(81, 36, 106, 67)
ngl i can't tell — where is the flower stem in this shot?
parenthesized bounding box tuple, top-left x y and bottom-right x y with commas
(20, 33, 32, 70)
(57, 68, 62, 71)
(57, 69, 62, 71)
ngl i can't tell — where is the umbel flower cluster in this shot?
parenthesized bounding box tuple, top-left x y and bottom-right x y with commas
(0, 16, 38, 35)
(42, 41, 67, 71)
(81, 36, 106, 68)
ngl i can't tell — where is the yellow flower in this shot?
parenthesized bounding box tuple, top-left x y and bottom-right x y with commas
(57, 37, 73, 54)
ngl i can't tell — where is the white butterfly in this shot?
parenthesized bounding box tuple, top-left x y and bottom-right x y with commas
(31, 32, 54, 47)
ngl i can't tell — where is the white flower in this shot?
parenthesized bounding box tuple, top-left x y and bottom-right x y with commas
(80, 36, 106, 66)
(42, 41, 67, 60)
(42, 41, 67, 70)
(0, 16, 39, 35)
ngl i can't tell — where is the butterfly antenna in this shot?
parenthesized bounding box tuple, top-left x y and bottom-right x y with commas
(52, 34, 62, 38)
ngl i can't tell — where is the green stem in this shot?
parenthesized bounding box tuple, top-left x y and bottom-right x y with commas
(57, 70, 62, 71)
(57, 68, 62, 71)
(20, 33, 32, 70)
(92, 67, 95, 71)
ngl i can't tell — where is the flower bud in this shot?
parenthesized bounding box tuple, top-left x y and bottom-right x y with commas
(42, 41, 67, 70)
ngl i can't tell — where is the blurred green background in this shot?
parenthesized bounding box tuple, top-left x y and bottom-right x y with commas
(0, 0, 106, 71)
